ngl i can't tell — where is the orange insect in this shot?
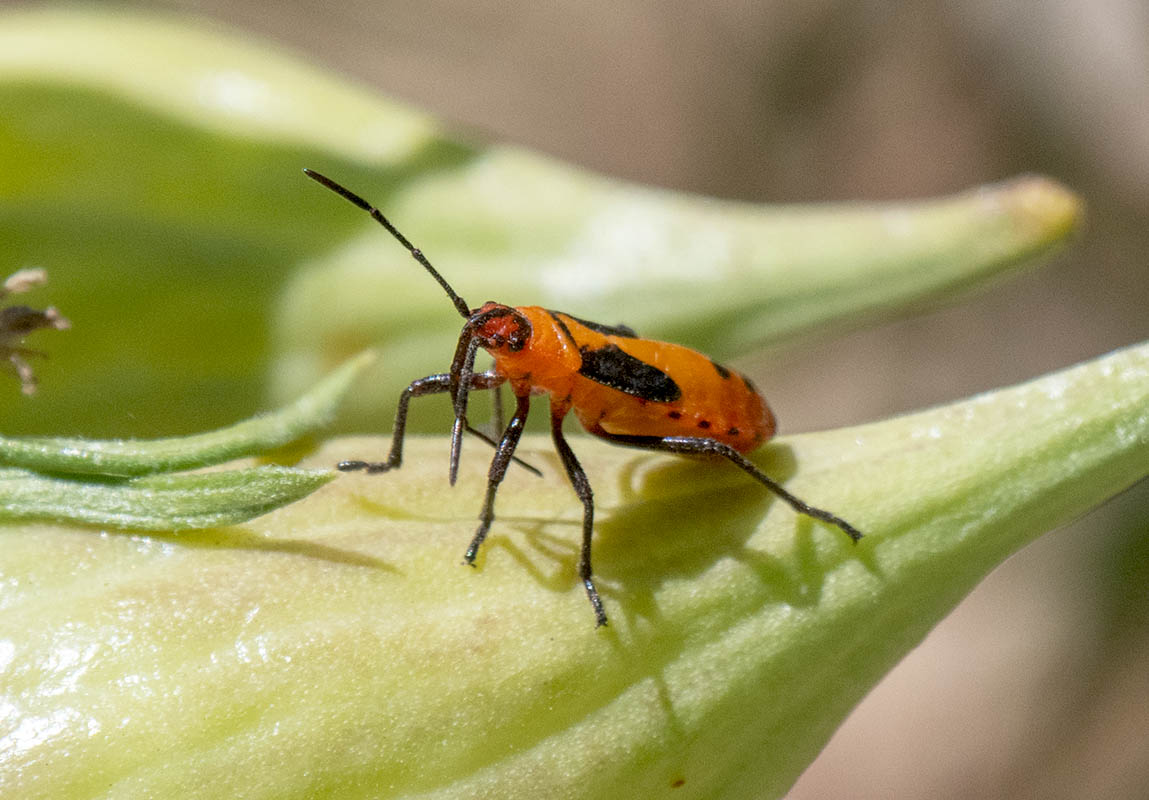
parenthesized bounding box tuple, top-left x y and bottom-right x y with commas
(305, 169, 862, 627)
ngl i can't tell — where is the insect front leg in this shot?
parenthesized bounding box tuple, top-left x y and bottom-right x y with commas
(489, 383, 505, 439)
(599, 433, 863, 542)
(550, 410, 608, 627)
(339, 371, 540, 475)
(464, 392, 532, 566)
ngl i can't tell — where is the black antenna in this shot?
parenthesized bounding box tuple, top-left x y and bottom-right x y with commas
(303, 169, 471, 319)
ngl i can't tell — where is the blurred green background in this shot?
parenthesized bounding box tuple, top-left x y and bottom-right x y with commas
(2, 2, 1146, 797)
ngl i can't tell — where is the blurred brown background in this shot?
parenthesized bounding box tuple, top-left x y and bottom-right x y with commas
(95, 1, 1149, 796)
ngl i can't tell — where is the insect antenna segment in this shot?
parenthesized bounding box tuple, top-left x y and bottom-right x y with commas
(304, 168, 536, 490)
(302, 168, 471, 319)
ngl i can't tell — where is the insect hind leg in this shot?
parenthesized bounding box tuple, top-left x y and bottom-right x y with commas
(550, 412, 608, 627)
(598, 433, 863, 542)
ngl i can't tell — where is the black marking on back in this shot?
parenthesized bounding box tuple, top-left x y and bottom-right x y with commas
(546, 309, 579, 348)
(710, 359, 732, 379)
(551, 310, 638, 339)
(578, 343, 681, 403)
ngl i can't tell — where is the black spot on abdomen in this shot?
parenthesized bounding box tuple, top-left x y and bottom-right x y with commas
(710, 359, 731, 379)
(739, 372, 760, 396)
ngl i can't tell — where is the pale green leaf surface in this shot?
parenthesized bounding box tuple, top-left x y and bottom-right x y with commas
(0, 351, 373, 476)
(2, 341, 1145, 799)
(0, 6, 1079, 436)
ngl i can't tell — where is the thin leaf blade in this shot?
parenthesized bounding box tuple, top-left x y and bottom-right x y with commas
(0, 351, 373, 476)
(0, 466, 334, 530)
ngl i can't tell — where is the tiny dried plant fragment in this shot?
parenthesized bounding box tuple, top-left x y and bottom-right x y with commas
(0, 268, 70, 395)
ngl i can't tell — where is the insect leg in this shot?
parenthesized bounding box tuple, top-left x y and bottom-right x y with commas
(449, 334, 483, 486)
(489, 383, 505, 439)
(338, 372, 540, 476)
(550, 411, 608, 627)
(465, 422, 541, 475)
(464, 392, 531, 566)
(599, 434, 863, 542)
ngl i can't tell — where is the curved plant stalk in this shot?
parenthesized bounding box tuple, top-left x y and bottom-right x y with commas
(1, 341, 1144, 799)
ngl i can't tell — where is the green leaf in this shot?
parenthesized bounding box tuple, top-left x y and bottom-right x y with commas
(2, 341, 1144, 799)
(0, 351, 373, 476)
(0, 7, 1079, 435)
(0, 465, 333, 530)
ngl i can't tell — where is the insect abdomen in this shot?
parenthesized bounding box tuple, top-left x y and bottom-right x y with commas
(571, 337, 775, 452)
